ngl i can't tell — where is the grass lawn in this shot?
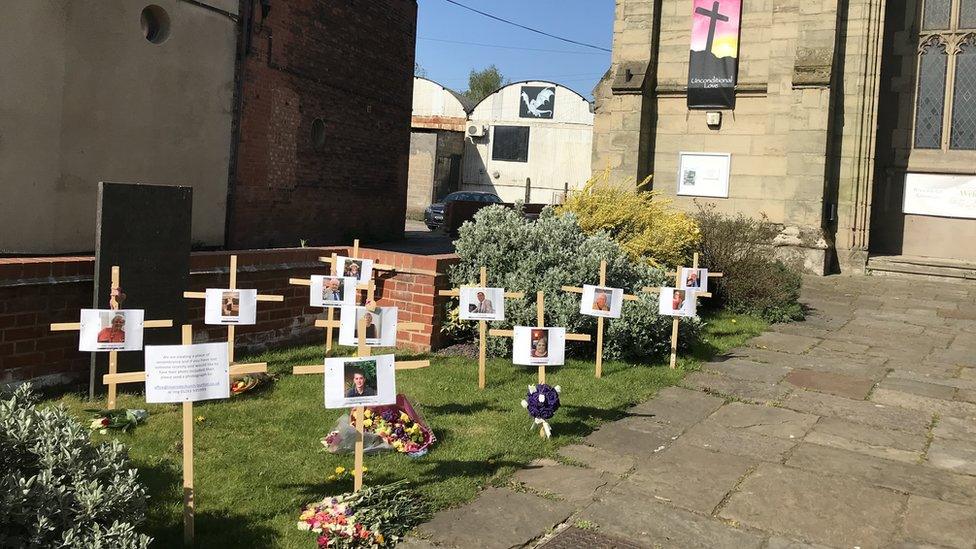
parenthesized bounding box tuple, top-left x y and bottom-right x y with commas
(42, 311, 766, 548)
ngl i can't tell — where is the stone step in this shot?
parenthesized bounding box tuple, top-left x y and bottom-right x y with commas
(866, 255, 976, 281)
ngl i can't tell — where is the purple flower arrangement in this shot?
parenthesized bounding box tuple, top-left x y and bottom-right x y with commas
(521, 384, 562, 438)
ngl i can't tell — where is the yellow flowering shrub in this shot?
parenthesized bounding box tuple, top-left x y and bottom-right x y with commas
(557, 170, 700, 268)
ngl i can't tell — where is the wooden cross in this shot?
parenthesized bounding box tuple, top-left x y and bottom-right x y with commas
(642, 253, 723, 369)
(101, 324, 269, 545)
(292, 308, 430, 492)
(488, 291, 592, 385)
(560, 260, 638, 378)
(182, 254, 283, 380)
(437, 266, 525, 389)
(49, 265, 173, 409)
(290, 239, 438, 352)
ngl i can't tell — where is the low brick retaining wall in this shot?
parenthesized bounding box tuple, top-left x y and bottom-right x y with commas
(0, 247, 458, 387)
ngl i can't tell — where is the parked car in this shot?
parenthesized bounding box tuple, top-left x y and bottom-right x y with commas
(424, 191, 503, 230)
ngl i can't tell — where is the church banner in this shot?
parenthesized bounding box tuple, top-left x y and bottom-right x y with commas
(687, 0, 742, 109)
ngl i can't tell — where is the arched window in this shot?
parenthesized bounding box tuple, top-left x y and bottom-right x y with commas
(950, 35, 976, 149)
(914, 37, 948, 149)
(914, 0, 976, 151)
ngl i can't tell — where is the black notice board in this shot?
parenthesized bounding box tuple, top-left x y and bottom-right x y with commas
(91, 182, 193, 397)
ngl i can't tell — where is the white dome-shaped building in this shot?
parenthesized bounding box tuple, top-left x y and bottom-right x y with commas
(407, 77, 471, 216)
(462, 81, 593, 204)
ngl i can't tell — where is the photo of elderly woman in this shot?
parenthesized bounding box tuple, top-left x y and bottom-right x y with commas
(97, 313, 126, 343)
(658, 288, 697, 318)
(679, 268, 709, 292)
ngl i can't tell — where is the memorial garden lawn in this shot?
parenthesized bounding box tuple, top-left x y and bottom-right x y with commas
(41, 312, 765, 547)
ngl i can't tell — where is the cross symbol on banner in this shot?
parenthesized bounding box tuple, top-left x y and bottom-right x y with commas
(695, 1, 729, 55)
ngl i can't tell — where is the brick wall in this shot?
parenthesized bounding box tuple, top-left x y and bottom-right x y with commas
(227, 0, 418, 248)
(0, 247, 457, 387)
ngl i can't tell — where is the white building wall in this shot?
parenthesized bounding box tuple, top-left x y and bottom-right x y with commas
(462, 81, 594, 204)
(412, 77, 467, 119)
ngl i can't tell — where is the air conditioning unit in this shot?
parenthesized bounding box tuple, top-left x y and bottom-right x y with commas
(466, 123, 486, 138)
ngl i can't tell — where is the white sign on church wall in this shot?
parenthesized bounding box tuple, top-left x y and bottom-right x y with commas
(677, 152, 731, 198)
(903, 173, 976, 219)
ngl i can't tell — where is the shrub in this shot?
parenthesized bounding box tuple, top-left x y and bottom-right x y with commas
(0, 384, 151, 548)
(557, 170, 701, 269)
(694, 204, 804, 323)
(449, 204, 699, 362)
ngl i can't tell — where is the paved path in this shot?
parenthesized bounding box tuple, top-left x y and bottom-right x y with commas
(404, 275, 976, 549)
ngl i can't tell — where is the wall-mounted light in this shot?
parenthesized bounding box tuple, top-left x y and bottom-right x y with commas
(706, 111, 722, 128)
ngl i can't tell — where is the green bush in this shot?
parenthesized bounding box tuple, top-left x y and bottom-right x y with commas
(448, 205, 699, 361)
(557, 170, 701, 269)
(694, 204, 804, 323)
(0, 384, 151, 548)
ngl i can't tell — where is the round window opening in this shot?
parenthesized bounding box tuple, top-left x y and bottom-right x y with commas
(141, 5, 171, 44)
(311, 118, 327, 150)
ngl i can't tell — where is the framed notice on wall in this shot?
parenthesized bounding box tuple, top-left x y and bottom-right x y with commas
(677, 152, 731, 198)
(903, 173, 976, 219)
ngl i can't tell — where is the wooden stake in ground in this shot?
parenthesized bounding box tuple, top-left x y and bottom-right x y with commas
(438, 266, 525, 389)
(292, 252, 431, 492)
(293, 319, 430, 492)
(49, 265, 173, 409)
(642, 253, 723, 369)
(560, 260, 639, 378)
(488, 291, 590, 438)
(290, 239, 438, 352)
(101, 324, 245, 545)
(488, 291, 592, 386)
(183, 254, 284, 379)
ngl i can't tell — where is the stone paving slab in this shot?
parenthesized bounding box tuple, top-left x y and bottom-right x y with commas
(417, 488, 573, 549)
(682, 372, 790, 404)
(556, 444, 635, 476)
(902, 495, 976, 549)
(625, 386, 723, 428)
(580, 483, 765, 549)
(707, 401, 818, 439)
(701, 358, 792, 383)
(784, 368, 876, 399)
(584, 419, 682, 457)
(927, 438, 976, 476)
(630, 444, 756, 514)
(538, 526, 645, 549)
(781, 389, 932, 434)
(513, 460, 613, 503)
(878, 378, 957, 400)
(786, 443, 976, 505)
(804, 417, 926, 464)
(749, 332, 821, 354)
(676, 420, 798, 462)
(872, 386, 976, 419)
(719, 463, 905, 548)
(888, 369, 976, 391)
(934, 416, 976, 441)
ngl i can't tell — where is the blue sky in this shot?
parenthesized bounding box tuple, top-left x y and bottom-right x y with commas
(414, 0, 615, 100)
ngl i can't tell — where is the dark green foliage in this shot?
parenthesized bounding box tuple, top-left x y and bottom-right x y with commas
(694, 204, 805, 323)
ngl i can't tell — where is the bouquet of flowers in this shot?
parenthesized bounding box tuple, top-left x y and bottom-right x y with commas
(322, 395, 435, 457)
(521, 384, 561, 438)
(88, 408, 148, 434)
(231, 372, 275, 396)
(297, 480, 428, 548)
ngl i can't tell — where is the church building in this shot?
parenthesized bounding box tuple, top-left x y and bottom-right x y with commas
(593, 0, 976, 275)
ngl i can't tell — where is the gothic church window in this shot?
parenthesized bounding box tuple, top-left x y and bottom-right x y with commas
(914, 0, 976, 151)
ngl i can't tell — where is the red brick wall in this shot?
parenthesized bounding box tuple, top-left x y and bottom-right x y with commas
(228, 0, 418, 248)
(0, 247, 457, 387)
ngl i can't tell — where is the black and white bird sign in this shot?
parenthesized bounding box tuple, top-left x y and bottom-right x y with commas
(519, 86, 556, 119)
